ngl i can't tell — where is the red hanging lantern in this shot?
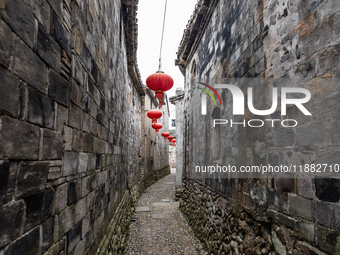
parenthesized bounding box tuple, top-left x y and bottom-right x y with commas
(152, 123, 163, 136)
(161, 132, 170, 142)
(146, 71, 174, 108)
(167, 135, 174, 142)
(147, 109, 162, 124)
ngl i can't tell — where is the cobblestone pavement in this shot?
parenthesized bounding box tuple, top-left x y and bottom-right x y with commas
(126, 171, 207, 255)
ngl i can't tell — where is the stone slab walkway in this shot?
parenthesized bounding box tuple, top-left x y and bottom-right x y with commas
(126, 173, 207, 255)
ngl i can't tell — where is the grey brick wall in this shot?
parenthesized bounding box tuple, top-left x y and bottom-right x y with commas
(0, 0, 144, 254)
(177, 0, 340, 254)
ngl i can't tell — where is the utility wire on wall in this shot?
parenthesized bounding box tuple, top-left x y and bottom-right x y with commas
(158, 0, 168, 71)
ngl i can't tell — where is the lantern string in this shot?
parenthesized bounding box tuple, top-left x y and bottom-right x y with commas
(158, 0, 168, 72)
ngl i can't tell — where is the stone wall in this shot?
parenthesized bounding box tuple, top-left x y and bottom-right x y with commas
(169, 145, 176, 168)
(176, 0, 340, 254)
(181, 177, 330, 255)
(0, 0, 146, 254)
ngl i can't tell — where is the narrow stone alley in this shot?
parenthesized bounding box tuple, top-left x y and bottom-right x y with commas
(126, 170, 207, 255)
(1, 0, 340, 254)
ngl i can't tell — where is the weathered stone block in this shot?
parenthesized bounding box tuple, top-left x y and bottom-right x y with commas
(274, 129, 294, 147)
(16, 161, 49, 199)
(81, 176, 90, 197)
(75, 197, 87, 224)
(82, 113, 91, 133)
(0, 0, 35, 48)
(73, 236, 86, 255)
(304, 75, 333, 98)
(288, 193, 313, 221)
(27, 0, 50, 30)
(67, 221, 82, 253)
(86, 191, 96, 211)
(42, 188, 55, 221)
(0, 160, 10, 207)
(82, 212, 91, 239)
(316, 201, 334, 228)
(70, 79, 81, 106)
(0, 200, 24, 247)
(268, 153, 280, 166)
(81, 94, 89, 114)
(84, 133, 94, 152)
(24, 192, 44, 232)
(4, 226, 40, 255)
(42, 217, 54, 252)
(43, 242, 59, 255)
(42, 129, 63, 160)
(73, 55, 85, 86)
(55, 183, 68, 214)
(58, 204, 75, 239)
(0, 19, 13, 67)
(67, 180, 81, 206)
(297, 177, 315, 199)
(317, 225, 340, 254)
(297, 123, 326, 146)
(47, 0, 62, 19)
(0, 67, 20, 117)
(73, 130, 84, 152)
(27, 87, 54, 128)
(37, 23, 61, 72)
(56, 103, 68, 132)
(51, 12, 71, 57)
(68, 103, 82, 130)
(63, 126, 73, 151)
(78, 153, 88, 173)
(268, 209, 298, 229)
(90, 117, 98, 136)
(315, 178, 340, 203)
(275, 177, 295, 193)
(49, 69, 70, 107)
(298, 220, 315, 244)
(13, 39, 48, 94)
(0, 116, 40, 160)
(63, 152, 78, 176)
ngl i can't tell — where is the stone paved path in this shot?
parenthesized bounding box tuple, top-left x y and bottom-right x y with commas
(126, 171, 207, 255)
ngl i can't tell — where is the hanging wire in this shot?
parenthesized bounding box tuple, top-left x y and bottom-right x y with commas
(158, 0, 168, 72)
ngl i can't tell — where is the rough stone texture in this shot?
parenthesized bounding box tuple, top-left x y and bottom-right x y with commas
(0, 200, 25, 248)
(175, 0, 340, 254)
(3, 226, 40, 255)
(0, 116, 40, 160)
(169, 144, 176, 168)
(0, 0, 169, 254)
(170, 90, 185, 190)
(180, 177, 330, 255)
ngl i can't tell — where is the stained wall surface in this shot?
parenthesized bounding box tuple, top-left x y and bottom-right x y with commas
(176, 0, 340, 254)
(0, 0, 147, 254)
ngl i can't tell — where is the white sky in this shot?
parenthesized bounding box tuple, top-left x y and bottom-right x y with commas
(137, 0, 198, 118)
